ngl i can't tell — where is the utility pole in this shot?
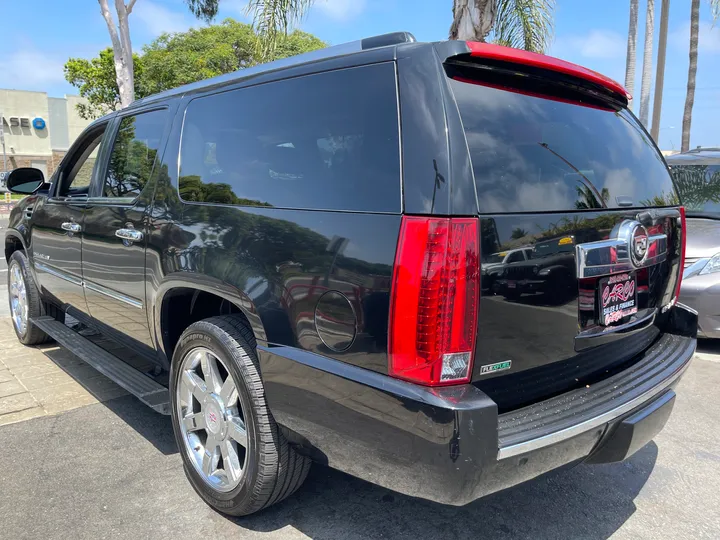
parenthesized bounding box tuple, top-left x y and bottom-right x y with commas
(651, 0, 670, 142)
(0, 111, 7, 173)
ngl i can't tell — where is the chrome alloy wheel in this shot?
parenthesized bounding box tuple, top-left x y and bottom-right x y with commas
(9, 261, 28, 335)
(176, 347, 248, 492)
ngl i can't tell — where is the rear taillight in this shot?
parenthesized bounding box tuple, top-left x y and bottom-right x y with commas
(388, 216, 480, 386)
(674, 206, 687, 301)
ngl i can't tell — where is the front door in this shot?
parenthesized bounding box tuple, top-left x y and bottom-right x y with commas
(30, 123, 108, 311)
(81, 108, 170, 352)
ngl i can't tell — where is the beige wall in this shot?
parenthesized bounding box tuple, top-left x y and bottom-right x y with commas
(66, 95, 90, 146)
(0, 89, 52, 157)
(1, 89, 91, 176)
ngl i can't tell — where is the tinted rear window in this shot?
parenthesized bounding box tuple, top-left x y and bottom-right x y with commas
(669, 164, 720, 217)
(179, 63, 400, 212)
(449, 78, 677, 213)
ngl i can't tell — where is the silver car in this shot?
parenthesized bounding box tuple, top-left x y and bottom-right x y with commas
(667, 149, 720, 338)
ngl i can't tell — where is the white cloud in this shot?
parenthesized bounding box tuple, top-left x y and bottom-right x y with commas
(553, 29, 626, 60)
(133, 0, 197, 36)
(314, 0, 366, 21)
(0, 50, 66, 90)
(670, 20, 720, 54)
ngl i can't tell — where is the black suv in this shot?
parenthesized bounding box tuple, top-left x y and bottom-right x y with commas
(4, 33, 697, 516)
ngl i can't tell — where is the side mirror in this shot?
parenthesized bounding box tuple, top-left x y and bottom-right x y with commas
(6, 168, 44, 194)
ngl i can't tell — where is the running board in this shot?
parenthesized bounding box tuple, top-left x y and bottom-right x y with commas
(31, 316, 170, 414)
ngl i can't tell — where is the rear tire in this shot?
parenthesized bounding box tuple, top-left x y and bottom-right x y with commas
(170, 315, 310, 516)
(7, 250, 52, 345)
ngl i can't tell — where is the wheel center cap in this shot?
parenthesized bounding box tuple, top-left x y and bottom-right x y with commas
(204, 400, 224, 435)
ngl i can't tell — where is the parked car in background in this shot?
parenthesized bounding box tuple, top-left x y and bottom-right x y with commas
(497, 234, 590, 302)
(0, 171, 10, 193)
(481, 247, 532, 292)
(4, 33, 697, 517)
(667, 148, 720, 338)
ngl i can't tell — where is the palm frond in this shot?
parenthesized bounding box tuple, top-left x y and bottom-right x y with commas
(490, 0, 556, 53)
(711, 0, 720, 22)
(246, 0, 314, 60)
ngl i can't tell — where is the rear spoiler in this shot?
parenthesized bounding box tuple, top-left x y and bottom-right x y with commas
(434, 40, 630, 108)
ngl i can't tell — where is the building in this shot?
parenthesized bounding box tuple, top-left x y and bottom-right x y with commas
(0, 89, 92, 179)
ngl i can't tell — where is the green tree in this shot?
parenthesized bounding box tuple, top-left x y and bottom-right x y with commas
(96, 0, 220, 109)
(65, 20, 326, 119)
(64, 48, 146, 119)
(510, 227, 528, 239)
(247, 0, 555, 57)
(140, 20, 324, 95)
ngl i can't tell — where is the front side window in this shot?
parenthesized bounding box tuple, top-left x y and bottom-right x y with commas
(103, 110, 167, 199)
(57, 127, 106, 197)
(178, 63, 401, 212)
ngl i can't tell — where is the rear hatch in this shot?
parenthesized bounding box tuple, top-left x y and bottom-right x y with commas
(443, 47, 685, 412)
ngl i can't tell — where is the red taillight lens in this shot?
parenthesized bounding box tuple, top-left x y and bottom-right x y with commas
(388, 216, 480, 386)
(674, 206, 687, 301)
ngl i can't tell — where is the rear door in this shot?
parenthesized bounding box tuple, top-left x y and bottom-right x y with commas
(81, 106, 171, 352)
(442, 54, 683, 411)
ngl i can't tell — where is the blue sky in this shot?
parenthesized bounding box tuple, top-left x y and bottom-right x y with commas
(0, 0, 718, 150)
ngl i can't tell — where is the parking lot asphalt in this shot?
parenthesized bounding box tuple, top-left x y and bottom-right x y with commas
(0, 340, 717, 540)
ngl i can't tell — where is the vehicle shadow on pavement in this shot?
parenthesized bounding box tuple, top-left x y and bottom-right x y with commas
(230, 444, 657, 539)
(38, 347, 179, 456)
(697, 338, 720, 355)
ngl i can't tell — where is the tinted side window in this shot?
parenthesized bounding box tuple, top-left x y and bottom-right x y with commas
(506, 251, 524, 263)
(179, 63, 400, 212)
(103, 110, 167, 199)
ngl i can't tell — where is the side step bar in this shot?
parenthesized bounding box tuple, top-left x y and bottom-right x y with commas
(31, 316, 170, 414)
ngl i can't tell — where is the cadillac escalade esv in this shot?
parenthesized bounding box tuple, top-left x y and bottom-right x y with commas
(4, 33, 697, 516)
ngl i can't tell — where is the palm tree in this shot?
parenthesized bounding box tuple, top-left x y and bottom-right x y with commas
(682, 0, 720, 151)
(650, 0, 670, 142)
(247, 1, 556, 58)
(639, 0, 655, 127)
(484, 0, 556, 52)
(624, 0, 639, 105)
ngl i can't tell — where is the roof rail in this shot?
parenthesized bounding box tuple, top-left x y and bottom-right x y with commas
(687, 146, 720, 153)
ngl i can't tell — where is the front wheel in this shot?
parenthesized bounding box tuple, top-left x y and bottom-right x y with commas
(8, 250, 51, 345)
(170, 315, 310, 516)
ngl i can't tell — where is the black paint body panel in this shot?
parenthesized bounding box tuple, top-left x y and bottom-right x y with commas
(4, 39, 698, 506)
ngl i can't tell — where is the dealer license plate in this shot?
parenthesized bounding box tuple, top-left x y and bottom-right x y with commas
(598, 272, 638, 326)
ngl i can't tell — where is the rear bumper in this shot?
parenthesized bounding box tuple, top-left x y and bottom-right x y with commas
(259, 323, 695, 506)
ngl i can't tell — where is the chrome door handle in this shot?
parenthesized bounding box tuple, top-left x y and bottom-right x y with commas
(61, 222, 82, 233)
(115, 228, 144, 242)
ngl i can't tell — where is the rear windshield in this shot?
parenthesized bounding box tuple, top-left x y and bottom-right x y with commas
(449, 78, 677, 213)
(669, 164, 720, 217)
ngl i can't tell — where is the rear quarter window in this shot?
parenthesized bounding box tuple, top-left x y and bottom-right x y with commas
(178, 63, 401, 212)
(449, 78, 677, 213)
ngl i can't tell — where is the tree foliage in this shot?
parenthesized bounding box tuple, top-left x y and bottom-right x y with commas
(489, 0, 556, 53)
(140, 19, 324, 96)
(64, 48, 144, 120)
(65, 19, 326, 120)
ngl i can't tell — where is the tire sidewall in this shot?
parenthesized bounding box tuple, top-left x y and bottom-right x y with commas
(169, 323, 264, 512)
(8, 251, 39, 343)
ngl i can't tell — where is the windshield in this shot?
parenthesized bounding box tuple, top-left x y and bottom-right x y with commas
(449, 78, 678, 213)
(531, 238, 575, 258)
(669, 164, 720, 217)
(484, 253, 506, 264)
